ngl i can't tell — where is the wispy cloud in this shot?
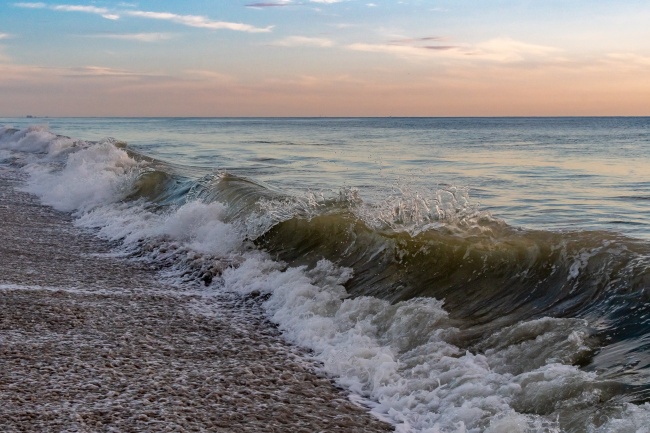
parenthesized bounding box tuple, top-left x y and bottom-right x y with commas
(349, 37, 562, 63)
(246, 0, 343, 7)
(246, 1, 291, 8)
(182, 69, 238, 84)
(389, 36, 447, 45)
(422, 46, 456, 51)
(0, 63, 156, 84)
(66, 66, 146, 77)
(52, 5, 119, 20)
(472, 38, 562, 62)
(14, 2, 119, 19)
(389, 37, 457, 52)
(13, 3, 272, 33)
(85, 32, 175, 42)
(14, 3, 119, 19)
(348, 42, 443, 58)
(0, 34, 12, 62)
(606, 52, 650, 68)
(125, 10, 273, 33)
(12, 2, 46, 8)
(272, 36, 334, 47)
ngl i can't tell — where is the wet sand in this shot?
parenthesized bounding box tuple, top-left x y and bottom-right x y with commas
(0, 165, 393, 432)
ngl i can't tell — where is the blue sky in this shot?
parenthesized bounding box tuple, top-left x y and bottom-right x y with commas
(1, 1, 649, 116)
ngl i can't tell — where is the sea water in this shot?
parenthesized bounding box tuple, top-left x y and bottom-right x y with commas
(1, 117, 650, 432)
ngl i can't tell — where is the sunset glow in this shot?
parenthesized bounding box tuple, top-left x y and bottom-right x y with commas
(1, 1, 649, 116)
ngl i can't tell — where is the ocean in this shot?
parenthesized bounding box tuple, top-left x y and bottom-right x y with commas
(1, 117, 649, 432)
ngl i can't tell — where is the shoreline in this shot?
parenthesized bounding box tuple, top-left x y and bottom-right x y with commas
(0, 164, 393, 432)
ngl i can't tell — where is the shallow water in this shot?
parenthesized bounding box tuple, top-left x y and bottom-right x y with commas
(2, 118, 650, 432)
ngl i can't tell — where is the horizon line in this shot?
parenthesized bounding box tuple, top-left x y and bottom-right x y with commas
(4, 115, 650, 119)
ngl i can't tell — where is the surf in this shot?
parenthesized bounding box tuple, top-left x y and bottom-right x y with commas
(2, 123, 650, 432)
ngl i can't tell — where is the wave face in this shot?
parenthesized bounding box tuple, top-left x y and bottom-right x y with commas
(2, 121, 650, 432)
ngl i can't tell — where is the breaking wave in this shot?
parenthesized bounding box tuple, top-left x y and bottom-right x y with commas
(3, 124, 650, 432)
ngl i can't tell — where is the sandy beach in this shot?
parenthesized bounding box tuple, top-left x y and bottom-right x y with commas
(0, 165, 393, 433)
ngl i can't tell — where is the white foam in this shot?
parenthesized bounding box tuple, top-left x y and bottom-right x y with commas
(217, 248, 650, 432)
(0, 125, 76, 156)
(588, 402, 650, 433)
(77, 200, 241, 257)
(220, 256, 590, 431)
(21, 141, 138, 212)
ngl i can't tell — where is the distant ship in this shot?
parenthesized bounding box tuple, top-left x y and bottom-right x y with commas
(26, 115, 33, 118)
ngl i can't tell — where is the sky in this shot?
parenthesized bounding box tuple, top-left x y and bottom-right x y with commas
(0, 0, 649, 116)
